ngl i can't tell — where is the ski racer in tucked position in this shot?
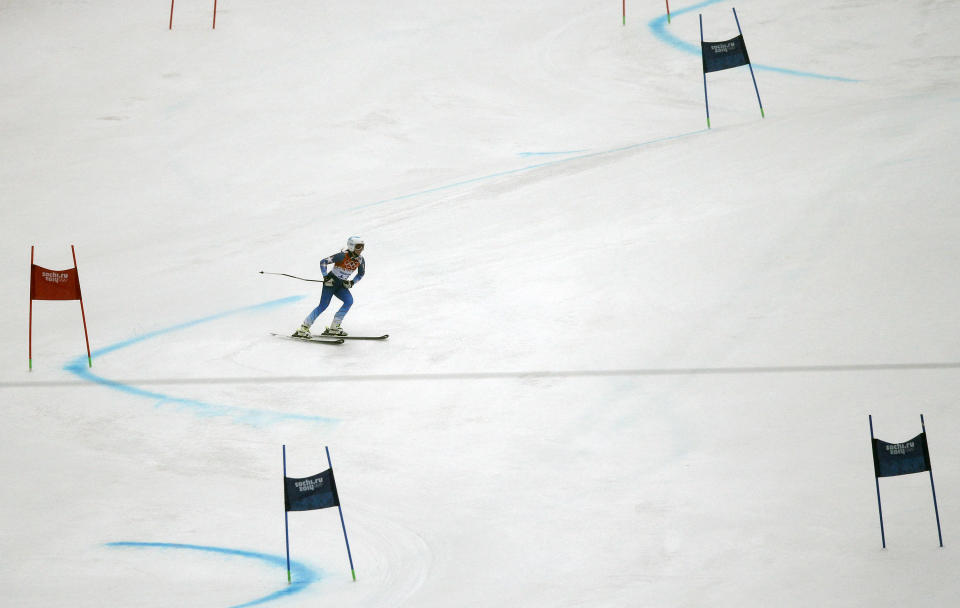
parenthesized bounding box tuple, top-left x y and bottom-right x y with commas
(295, 236, 365, 338)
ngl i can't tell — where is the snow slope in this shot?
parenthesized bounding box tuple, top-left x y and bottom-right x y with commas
(2, 0, 959, 606)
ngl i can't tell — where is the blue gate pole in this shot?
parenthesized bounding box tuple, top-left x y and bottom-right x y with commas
(326, 446, 357, 581)
(283, 445, 292, 583)
(732, 7, 764, 118)
(921, 415, 944, 547)
(700, 14, 711, 129)
(869, 415, 886, 548)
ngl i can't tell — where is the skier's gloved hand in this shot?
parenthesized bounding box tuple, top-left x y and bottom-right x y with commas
(323, 275, 336, 287)
(342, 280, 354, 289)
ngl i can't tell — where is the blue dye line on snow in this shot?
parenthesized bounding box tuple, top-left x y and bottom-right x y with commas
(648, 0, 859, 82)
(350, 129, 706, 211)
(517, 150, 588, 157)
(64, 295, 338, 426)
(106, 542, 319, 608)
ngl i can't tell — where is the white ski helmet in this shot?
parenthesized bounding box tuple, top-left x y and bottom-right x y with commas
(347, 235, 365, 254)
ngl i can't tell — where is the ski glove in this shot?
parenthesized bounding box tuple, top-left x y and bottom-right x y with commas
(342, 280, 354, 289)
(323, 275, 336, 287)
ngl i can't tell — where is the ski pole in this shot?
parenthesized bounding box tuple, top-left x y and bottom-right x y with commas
(259, 271, 325, 283)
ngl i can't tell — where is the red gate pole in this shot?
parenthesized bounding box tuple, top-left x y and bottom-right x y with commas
(71, 245, 93, 368)
(29, 246, 34, 370)
(213, 0, 218, 28)
(169, 0, 175, 29)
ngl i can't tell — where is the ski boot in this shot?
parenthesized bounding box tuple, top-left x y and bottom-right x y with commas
(321, 322, 348, 337)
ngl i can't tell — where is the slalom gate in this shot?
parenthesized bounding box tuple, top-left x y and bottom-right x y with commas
(169, 0, 219, 30)
(869, 414, 944, 548)
(29, 245, 93, 370)
(700, 7, 764, 128)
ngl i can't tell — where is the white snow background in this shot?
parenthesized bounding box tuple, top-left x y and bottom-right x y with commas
(2, 0, 959, 606)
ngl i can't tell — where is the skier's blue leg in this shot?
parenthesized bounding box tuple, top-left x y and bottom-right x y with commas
(303, 286, 336, 326)
(332, 288, 354, 325)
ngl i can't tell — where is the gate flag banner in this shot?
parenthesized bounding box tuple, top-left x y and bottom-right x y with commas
(284, 469, 340, 511)
(29, 245, 93, 370)
(701, 35, 750, 73)
(872, 433, 931, 478)
(31, 265, 82, 301)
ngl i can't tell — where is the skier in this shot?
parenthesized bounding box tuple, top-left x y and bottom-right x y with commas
(295, 236, 365, 338)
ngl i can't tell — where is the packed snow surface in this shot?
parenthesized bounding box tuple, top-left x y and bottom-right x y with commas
(2, 0, 959, 606)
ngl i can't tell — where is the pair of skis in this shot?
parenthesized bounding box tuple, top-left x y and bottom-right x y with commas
(271, 332, 389, 345)
(260, 272, 387, 345)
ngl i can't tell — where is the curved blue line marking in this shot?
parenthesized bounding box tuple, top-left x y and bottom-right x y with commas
(64, 296, 338, 426)
(106, 542, 319, 608)
(649, 0, 859, 82)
